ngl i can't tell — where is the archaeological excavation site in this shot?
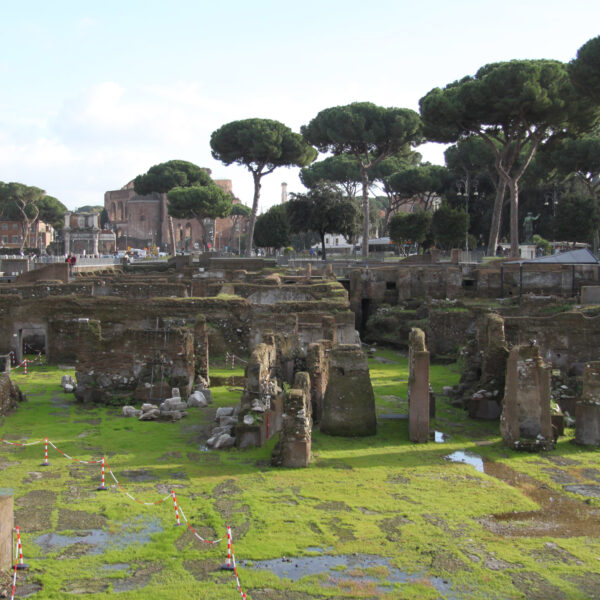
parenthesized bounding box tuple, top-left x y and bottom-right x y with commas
(1, 252, 600, 599)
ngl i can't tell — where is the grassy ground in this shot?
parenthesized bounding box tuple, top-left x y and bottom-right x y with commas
(1, 351, 599, 599)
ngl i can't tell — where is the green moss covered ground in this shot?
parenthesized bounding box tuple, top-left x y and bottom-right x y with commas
(1, 350, 599, 599)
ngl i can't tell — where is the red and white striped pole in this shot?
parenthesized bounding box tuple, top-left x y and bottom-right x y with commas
(220, 525, 235, 571)
(171, 491, 181, 526)
(97, 457, 108, 491)
(232, 354, 235, 370)
(40, 437, 49, 466)
(15, 526, 28, 570)
(23, 360, 27, 375)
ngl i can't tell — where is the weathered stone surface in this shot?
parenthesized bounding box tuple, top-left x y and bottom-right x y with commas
(575, 362, 600, 446)
(272, 372, 312, 468)
(212, 433, 235, 449)
(215, 407, 234, 419)
(187, 391, 207, 407)
(0, 495, 13, 570)
(141, 403, 157, 412)
(501, 345, 553, 451)
(0, 374, 23, 416)
(122, 405, 142, 418)
(159, 409, 186, 421)
(321, 345, 376, 437)
(408, 328, 430, 443)
(139, 409, 160, 420)
(159, 398, 187, 412)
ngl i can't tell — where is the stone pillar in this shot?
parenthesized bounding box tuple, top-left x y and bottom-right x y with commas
(93, 230, 100, 256)
(272, 372, 312, 468)
(321, 345, 376, 436)
(0, 495, 13, 570)
(575, 362, 600, 446)
(237, 341, 279, 448)
(306, 343, 328, 424)
(408, 328, 430, 443)
(500, 345, 553, 450)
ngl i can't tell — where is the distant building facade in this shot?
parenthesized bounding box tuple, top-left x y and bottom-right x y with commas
(0, 219, 55, 252)
(104, 177, 247, 253)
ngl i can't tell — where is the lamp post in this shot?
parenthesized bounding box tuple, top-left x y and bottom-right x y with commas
(456, 175, 478, 253)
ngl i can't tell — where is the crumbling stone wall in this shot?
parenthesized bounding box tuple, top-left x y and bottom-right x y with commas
(73, 320, 195, 405)
(321, 345, 376, 437)
(500, 345, 553, 450)
(408, 328, 430, 443)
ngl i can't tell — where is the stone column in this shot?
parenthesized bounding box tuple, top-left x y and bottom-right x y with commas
(0, 496, 13, 570)
(93, 230, 100, 256)
(272, 372, 312, 468)
(500, 345, 553, 450)
(575, 362, 600, 446)
(408, 328, 430, 443)
(321, 345, 376, 436)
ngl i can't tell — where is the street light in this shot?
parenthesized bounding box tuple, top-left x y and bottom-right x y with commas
(456, 175, 478, 253)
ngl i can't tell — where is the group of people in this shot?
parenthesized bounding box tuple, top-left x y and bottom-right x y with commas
(64, 253, 78, 265)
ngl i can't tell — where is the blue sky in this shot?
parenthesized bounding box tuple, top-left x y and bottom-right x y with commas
(1, 0, 599, 211)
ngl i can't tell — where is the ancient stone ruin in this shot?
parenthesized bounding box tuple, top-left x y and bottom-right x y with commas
(321, 345, 376, 437)
(408, 328, 430, 443)
(500, 344, 553, 451)
(575, 362, 600, 446)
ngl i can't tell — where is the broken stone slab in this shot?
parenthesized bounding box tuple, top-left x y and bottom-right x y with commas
(187, 391, 208, 407)
(141, 403, 158, 412)
(171, 388, 181, 398)
(63, 383, 74, 393)
(212, 425, 234, 436)
(61, 375, 75, 388)
(160, 398, 187, 412)
(215, 407, 234, 420)
(159, 409, 187, 421)
(139, 409, 160, 421)
(122, 406, 142, 418)
(219, 415, 237, 428)
(213, 433, 235, 449)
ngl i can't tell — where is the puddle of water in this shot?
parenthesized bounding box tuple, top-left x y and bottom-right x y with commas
(35, 516, 162, 555)
(102, 563, 130, 571)
(444, 451, 484, 472)
(0, 487, 15, 495)
(434, 431, 448, 443)
(249, 553, 457, 598)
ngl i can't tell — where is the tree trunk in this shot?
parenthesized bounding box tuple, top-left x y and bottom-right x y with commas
(486, 180, 507, 257)
(361, 167, 369, 258)
(246, 172, 262, 257)
(508, 179, 520, 258)
(320, 232, 327, 261)
(168, 215, 176, 255)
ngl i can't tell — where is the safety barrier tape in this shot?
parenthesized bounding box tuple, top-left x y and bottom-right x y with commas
(47, 441, 102, 464)
(106, 465, 171, 506)
(178, 501, 224, 545)
(1, 430, 251, 596)
(0, 437, 42, 447)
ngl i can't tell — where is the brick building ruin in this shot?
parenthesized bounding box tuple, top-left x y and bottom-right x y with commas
(104, 177, 247, 253)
